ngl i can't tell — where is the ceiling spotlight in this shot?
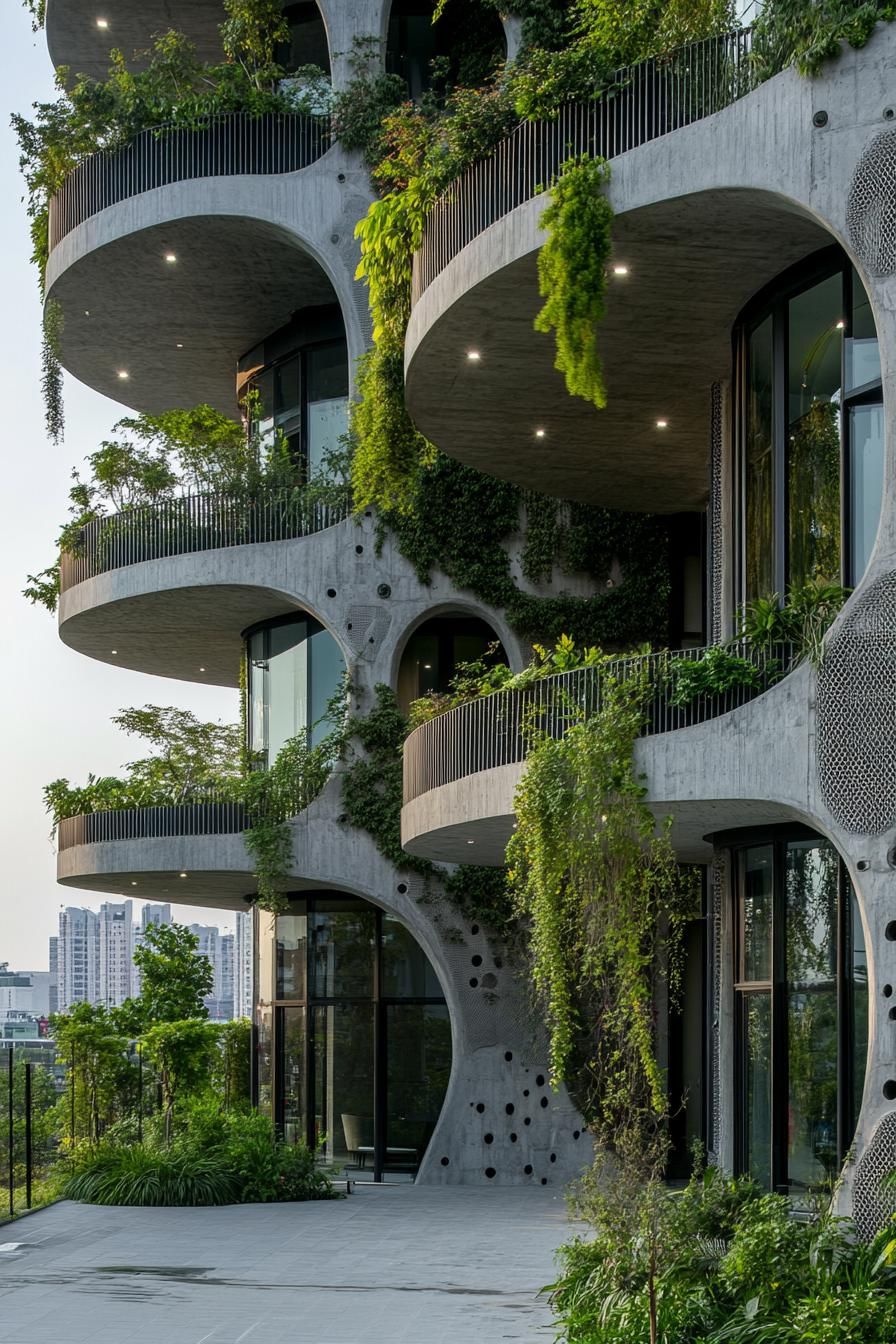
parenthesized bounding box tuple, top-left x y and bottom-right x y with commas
(176, 342, 184, 349)
(84, 310, 90, 317)
(466, 350, 481, 362)
(130, 881, 138, 886)
(612, 265, 629, 276)
(96, 18, 109, 29)
(179, 873, 188, 879)
(467, 839, 476, 845)
(199, 666, 206, 672)
(835, 319, 846, 330)
(164, 253, 177, 264)
(656, 419, 668, 429)
(117, 370, 129, 380)
(111, 649, 118, 655)
(535, 428, 546, 439)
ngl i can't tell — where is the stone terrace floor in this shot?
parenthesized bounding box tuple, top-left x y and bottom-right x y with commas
(0, 1184, 574, 1343)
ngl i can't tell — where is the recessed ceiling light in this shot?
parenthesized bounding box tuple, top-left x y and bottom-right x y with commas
(535, 428, 546, 438)
(111, 649, 118, 655)
(176, 342, 184, 349)
(656, 419, 668, 429)
(467, 839, 475, 845)
(117, 370, 129, 380)
(835, 319, 845, 330)
(423, 663, 432, 669)
(96, 18, 109, 29)
(612, 265, 629, 276)
(199, 666, 206, 672)
(130, 881, 138, 886)
(466, 350, 481, 361)
(84, 310, 90, 317)
(179, 872, 188, 879)
(164, 253, 177, 264)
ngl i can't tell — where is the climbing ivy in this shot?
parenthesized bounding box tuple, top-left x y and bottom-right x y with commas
(341, 684, 517, 937)
(535, 156, 613, 408)
(507, 670, 698, 1139)
(41, 297, 64, 444)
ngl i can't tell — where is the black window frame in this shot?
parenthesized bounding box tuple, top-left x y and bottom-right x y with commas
(247, 336, 348, 482)
(734, 245, 883, 606)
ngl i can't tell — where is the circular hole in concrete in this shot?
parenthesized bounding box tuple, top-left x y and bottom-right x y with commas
(484, 1133, 494, 1144)
(540, 1097, 549, 1109)
(485, 1168, 496, 1179)
(524, 1164, 533, 1175)
(889, 1007, 896, 1021)
(476, 1103, 485, 1114)
(397, 883, 408, 895)
(885, 1080, 896, 1101)
(469, 978, 479, 988)
(471, 924, 479, 935)
(887, 922, 896, 942)
(504, 1051, 513, 1062)
(510, 1132, 518, 1142)
(886, 985, 894, 997)
(326, 587, 337, 598)
(550, 1153, 557, 1163)
(573, 1130, 581, 1140)
(481, 973, 498, 989)
(441, 1157, 449, 1166)
(523, 1089, 530, 1097)
(541, 1178, 548, 1186)
(355, 544, 364, 554)
(536, 1074, 545, 1087)
(505, 1103, 515, 1115)
(524, 1117, 532, 1126)
(471, 954, 483, 967)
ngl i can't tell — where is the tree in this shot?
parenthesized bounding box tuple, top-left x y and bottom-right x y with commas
(142, 1020, 220, 1142)
(50, 1003, 134, 1144)
(131, 922, 215, 1025)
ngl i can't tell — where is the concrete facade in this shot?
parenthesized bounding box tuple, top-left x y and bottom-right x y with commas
(396, 23, 896, 1220)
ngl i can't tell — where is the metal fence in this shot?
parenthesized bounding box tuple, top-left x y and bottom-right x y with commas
(0, 1045, 64, 1219)
(49, 111, 331, 251)
(403, 641, 795, 804)
(59, 492, 349, 593)
(412, 26, 756, 302)
(56, 776, 318, 851)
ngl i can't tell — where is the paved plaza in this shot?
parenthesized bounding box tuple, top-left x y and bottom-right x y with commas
(0, 1184, 573, 1343)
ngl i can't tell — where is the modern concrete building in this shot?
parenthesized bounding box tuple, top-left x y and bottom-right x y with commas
(56, 906, 99, 1012)
(32, 1, 896, 1216)
(97, 900, 134, 1008)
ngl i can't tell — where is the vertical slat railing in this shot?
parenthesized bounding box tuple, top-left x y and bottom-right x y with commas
(402, 639, 796, 805)
(411, 26, 757, 304)
(58, 490, 351, 594)
(49, 111, 332, 253)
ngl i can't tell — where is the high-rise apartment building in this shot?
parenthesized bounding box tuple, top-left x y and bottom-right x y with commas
(47, 938, 57, 1016)
(234, 912, 253, 1022)
(33, 1, 896, 1221)
(97, 901, 134, 1008)
(56, 907, 99, 1012)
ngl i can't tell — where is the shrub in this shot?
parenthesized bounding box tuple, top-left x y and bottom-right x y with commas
(63, 1144, 239, 1207)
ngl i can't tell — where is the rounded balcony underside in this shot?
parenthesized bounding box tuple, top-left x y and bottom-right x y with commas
(406, 191, 829, 512)
(48, 209, 337, 415)
(57, 829, 255, 910)
(46, 0, 225, 80)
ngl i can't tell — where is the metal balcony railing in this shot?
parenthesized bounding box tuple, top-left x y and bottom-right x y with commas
(59, 490, 349, 593)
(56, 777, 316, 851)
(412, 26, 756, 303)
(48, 111, 331, 252)
(402, 641, 795, 806)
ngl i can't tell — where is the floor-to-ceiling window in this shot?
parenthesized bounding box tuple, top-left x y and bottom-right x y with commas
(246, 613, 345, 766)
(727, 827, 867, 1196)
(246, 332, 348, 482)
(396, 614, 507, 714)
(255, 895, 450, 1182)
(736, 248, 883, 603)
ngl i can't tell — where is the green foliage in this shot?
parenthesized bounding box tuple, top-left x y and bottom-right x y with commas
(507, 669, 697, 1130)
(216, 1019, 252, 1108)
(552, 1157, 896, 1344)
(535, 156, 614, 407)
(49, 1003, 135, 1144)
(350, 348, 434, 515)
(43, 704, 243, 824)
(63, 1143, 239, 1207)
(21, 0, 46, 31)
(751, 0, 896, 80)
(41, 297, 64, 442)
(665, 645, 767, 706)
(142, 1019, 221, 1141)
(131, 923, 215, 1025)
(740, 580, 850, 667)
(331, 36, 408, 168)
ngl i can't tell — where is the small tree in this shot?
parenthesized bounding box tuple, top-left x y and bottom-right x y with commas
(142, 1020, 220, 1142)
(50, 1004, 133, 1144)
(216, 1019, 252, 1109)
(132, 923, 215, 1025)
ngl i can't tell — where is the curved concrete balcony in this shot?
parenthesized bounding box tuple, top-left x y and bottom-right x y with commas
(401, 644, 803, 865)
(45, 0, 226, 80)
(56, 797, 257, 909)
(45, 112, 370, 413)
(404, 26, 857, 510)
(58, 494, 353, 684)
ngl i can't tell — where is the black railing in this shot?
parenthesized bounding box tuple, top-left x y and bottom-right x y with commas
(403, 641, 795, 805)
(0, 1044, 64, 1220)
(59, 491, 349, 593)
(49, 111, 331, 252)
(412, 27, 756, 302)
(56, 777, 319, 851)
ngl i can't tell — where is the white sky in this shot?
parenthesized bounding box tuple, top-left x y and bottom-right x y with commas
(0, 8, 238, 968)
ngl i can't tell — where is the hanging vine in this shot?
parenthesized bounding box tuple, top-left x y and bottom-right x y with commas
(41, 297, 64, 444)
(507, 670, 698, 1141)
(535, 156, 614, 407)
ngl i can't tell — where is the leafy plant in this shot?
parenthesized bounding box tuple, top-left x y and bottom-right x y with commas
(63, 1143, 239, 1207)
(751, 0, 896, 80)
(41, 297, 64, 443)
(740, 581, 850, 667)
(665, 645, 767, 706)
(142, 1019, 221, 1142)
(535, 156, 614, 408)
(129, 922, 215, 1026)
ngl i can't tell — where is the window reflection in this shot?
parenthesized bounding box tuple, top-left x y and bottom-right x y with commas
(247, 615, 345, 766)
(850, 402, 884, 580)
(249, 339, 348, 480)
(745, 316, 774, 603)
(396, 614, 507, 713)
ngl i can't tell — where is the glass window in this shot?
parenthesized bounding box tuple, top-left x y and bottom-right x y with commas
(280, 2, 330, 72)
(739, 846, 773, 983)
(849, 402, 884, 580)
(745, 316, 775, 603)
(381, 917, 443, 998)
(742, 992, 772, 1188)
(847, 266, 881, 391)
(312, 1003, 375, 1165)
(257, 1004, 273, 1117)
(787, 275, 842, 588)
(850, 893, 869, 1131)
(386, 1004, 451, 1171)
(248, 339, 347, 481)
(307, 345, 349, 478)
(279, 1005, 306, 1145)
(309, 902, 376, 1000)
(245, 616, 345, 767)
(276, 912, 307, 1000)
(785, 839, 839, 1191)
(396, 615, 507, 714)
